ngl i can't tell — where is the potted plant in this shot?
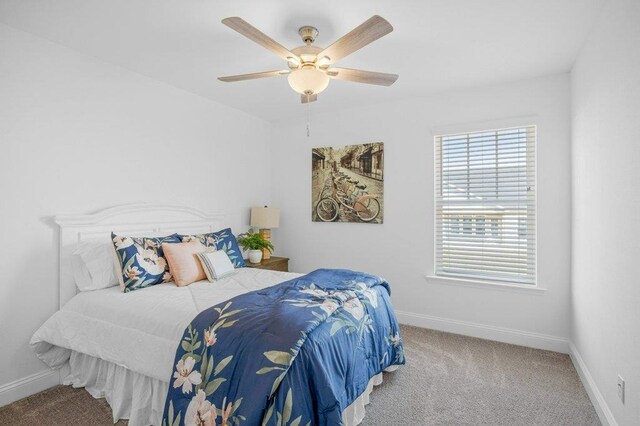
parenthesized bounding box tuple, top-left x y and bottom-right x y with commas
(237, 229, 274, 264)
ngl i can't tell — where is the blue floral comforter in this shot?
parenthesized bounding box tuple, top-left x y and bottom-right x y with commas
(162, 269, 405, 426)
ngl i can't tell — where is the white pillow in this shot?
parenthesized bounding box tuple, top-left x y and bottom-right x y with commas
(72, 240, 118, 291)
(71, 253, 93, 291)
(196, 250, 236, 281)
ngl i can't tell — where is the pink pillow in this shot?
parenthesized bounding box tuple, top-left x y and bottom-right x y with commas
(162, 241, 208, 287)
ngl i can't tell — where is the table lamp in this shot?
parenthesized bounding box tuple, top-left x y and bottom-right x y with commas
(250, 206, 280, 260)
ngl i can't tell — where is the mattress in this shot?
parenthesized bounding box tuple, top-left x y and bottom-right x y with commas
(31, 268, 303, 382)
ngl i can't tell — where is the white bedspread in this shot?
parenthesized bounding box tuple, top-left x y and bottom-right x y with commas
(31, 268, 302, 383)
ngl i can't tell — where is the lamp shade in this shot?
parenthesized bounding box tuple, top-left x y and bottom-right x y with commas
(250, 207, 280, 229)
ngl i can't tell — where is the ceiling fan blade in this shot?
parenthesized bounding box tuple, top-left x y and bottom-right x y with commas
(327, 67, 398, 86)
(222, 17, 299, 62)
(218, 70, 290, 82)
(317, 15, 393, 64)
(301, 94, 318, 104)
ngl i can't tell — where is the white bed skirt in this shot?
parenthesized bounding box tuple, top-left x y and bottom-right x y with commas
(62, 351, 396, 426)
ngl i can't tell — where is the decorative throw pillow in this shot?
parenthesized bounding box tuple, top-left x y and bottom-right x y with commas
(162, 241, 209, 287)
(179, 228, 246, 268)
(111, 232, 180, 292)
(196, 250, 236, 281)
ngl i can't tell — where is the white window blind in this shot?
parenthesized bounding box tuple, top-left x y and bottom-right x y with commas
(435, 126, 536, 285)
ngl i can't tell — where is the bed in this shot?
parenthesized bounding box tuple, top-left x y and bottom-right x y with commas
(31, 204, 403, 425)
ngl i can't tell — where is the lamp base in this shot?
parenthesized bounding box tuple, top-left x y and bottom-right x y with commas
(259, 228, 271, 260)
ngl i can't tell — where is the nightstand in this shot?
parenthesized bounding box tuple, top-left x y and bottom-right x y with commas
(244, 256, 289, 272)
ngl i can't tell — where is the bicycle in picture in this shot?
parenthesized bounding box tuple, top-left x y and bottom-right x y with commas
(315, 171, 381, 222)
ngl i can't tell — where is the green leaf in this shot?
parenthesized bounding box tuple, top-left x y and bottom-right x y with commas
(264, 351, 292, 366)
(220, 319, 240, 328)
(124, 254, 136, 270)
(166, 401, 182, 426)
(214, 355, 233, 376)
(231, 397, 243, 414)
(205, 354, 214, 383)
(290, 416, 302, 426)
(168, 401, 174, 426)
(256, 366, 285, 375)
(283, 388, 292, 424)
(330, 321, 347, 336)
(181, 340, 191, 352)
(219, 309, 242, 320)
(261, 403, 274, 426)
(205, 377, 226, 396)
(270, 371, 286, 395)
(199, 353, 207, 375)
(192, 340, 201, 351)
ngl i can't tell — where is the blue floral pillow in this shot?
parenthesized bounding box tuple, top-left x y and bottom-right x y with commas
(179, 228, 246, 268)
(111, 232, 181, 292)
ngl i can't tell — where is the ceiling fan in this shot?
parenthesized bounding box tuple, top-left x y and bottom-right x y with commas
(218, 15, 398, 103)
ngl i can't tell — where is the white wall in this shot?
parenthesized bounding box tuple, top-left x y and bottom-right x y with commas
(271, 74, 572, 350)
(0, 24, 271, 403)
(571, 0, 640, 424)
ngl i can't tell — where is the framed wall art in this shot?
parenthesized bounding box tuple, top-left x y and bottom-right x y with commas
(312, 142, 384, 224)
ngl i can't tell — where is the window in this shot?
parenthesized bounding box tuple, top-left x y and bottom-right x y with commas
(435, 126, 536, 285)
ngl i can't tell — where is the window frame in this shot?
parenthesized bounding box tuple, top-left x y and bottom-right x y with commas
(432, 123, 539, 288)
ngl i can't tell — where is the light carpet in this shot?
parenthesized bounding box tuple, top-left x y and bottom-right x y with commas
(0, 325, 599, 425)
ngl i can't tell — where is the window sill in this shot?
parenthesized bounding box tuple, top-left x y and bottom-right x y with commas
(424, 275, 547, 294)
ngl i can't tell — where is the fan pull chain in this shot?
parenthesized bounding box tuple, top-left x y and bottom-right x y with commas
(306, 93, 311, 137)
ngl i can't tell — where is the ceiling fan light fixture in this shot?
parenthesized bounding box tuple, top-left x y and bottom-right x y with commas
(287, 67, 330, 95)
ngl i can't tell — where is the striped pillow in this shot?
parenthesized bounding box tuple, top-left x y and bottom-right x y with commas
(196, 251, 236, 281)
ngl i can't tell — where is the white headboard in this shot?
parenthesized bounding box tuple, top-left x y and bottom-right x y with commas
(55, 204, 225, 308)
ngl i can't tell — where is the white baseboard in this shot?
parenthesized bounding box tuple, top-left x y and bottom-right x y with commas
(0, 369, 60, 407)
(395, 310, 569, 353)
(569, 342, 618, 426)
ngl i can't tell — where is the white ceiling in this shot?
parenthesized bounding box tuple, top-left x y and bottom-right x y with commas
(0, 0, 604, 121)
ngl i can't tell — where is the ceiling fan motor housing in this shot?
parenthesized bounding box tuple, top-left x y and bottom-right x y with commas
(298, 26, 319, 44)
(289, 45, 323, 69)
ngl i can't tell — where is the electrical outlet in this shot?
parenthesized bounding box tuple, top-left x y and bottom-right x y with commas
(617, 375, 625, 403)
